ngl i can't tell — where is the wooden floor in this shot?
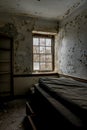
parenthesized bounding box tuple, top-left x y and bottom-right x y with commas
(0, 99, 26, 130)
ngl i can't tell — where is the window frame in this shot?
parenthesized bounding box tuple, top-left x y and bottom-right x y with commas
(32, 33, 54, 72)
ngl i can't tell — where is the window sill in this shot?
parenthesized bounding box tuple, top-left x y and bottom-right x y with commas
(14, 72, 58, 77)
(32, 71, 58, 76)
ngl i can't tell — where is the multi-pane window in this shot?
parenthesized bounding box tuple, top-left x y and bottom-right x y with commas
(33, 35, 54, 72)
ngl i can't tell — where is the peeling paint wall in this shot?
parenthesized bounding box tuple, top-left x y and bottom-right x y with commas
(57, 6, 87, 80)
(0, 16, 33, 74)
(13, 18, 35, 74)
(0, 15, 58, 74)
(0, 15, 58, 95)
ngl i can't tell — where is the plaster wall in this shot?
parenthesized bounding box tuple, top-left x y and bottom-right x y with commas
(57, 5, 87, 80)
(14, 75, 58, 95)
(0, 15, 58, 95)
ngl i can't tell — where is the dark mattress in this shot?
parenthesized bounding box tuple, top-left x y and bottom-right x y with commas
(34, 77, 87, 128)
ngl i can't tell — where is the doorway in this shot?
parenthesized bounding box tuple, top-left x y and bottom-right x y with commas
(0, 34, 13, 100)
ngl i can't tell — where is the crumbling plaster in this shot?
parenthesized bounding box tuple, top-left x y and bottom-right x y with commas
(0, 15, 58, 95)
(57, 7, 87, 80)
(0, 15, 58, 74)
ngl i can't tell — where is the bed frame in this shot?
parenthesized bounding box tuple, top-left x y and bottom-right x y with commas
(26, 77, 87, 130)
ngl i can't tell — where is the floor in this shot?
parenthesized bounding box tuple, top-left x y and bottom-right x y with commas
(0, 99, 26, 130)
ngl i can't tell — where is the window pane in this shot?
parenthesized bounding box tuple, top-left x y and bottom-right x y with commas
(33, 62, 39, 70)
(33, 55, 39, 62)
(45, 47, 51, 53)
(33, 35, 53, 72)
(33, 38, 39, 45)
(45, 63, 52, 70)
(40, 63, 45, 70)
(40, 38, 45, 46)
(40, 47, 45, 53)
(45, 55, 52, 62)
(33, 46, 39, 53)
(46, 39, 51, 46)
(40, 55, 45, 62)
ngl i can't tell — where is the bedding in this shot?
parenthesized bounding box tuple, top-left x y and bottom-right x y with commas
(34, 77, 87, 128)
(34, 84, 84, 128)
(38, 77, 87, 110)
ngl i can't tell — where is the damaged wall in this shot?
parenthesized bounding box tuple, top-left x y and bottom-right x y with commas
(0, 15, 58, 74)
(0, 15, 58, 95)
(57, 4, 87, 80)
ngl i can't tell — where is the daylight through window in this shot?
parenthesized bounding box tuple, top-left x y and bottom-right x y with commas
(33, 35, 54, 72)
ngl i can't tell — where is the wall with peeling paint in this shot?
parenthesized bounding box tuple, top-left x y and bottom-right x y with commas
(57, 5, 87, 80)
(0, 15, 58, 95)
(0, 15, 58, 74)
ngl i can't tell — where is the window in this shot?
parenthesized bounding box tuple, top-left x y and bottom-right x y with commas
(33, 34, 54, 72)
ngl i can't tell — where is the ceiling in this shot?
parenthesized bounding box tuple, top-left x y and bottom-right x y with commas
(0, 0, 86, 20)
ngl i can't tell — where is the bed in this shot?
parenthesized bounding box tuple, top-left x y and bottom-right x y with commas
(33, 77, 87, 129)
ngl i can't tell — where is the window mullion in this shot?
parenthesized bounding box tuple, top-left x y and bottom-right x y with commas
(45, 38, 46, 70)
(39, 38, 40, 71)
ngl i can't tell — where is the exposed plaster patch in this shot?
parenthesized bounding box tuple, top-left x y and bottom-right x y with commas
(0, 15, 57, 74)
(0, 23, 18, 37)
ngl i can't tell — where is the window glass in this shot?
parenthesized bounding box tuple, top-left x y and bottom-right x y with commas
(33, 35, 53, 71)
(33, 46, 39, 53)
(40, 47, 45, 53)
(33, 62, 39, 70)
(33, 55, 39, 62)
(45, 47, 51, 54)
(46, 39, 51, 46)
(45, 63, 52, 70)
(40, 38, 45, 46)
(40, 63, 45, 70)
(45, 55, 52, 62)
(33, 38, 39, 45)
(40, 55, 45, 62)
